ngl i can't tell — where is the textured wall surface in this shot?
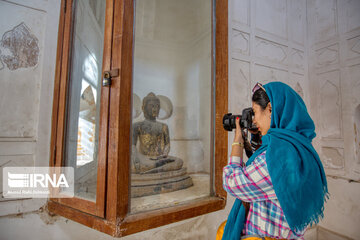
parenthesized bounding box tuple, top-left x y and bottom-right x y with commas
(228, 0, 308, 153)
(0, 0, 359, 239)
(307, 0, 360, 239)
(0, 0, 60, 216)
(308, 0, 360, 180)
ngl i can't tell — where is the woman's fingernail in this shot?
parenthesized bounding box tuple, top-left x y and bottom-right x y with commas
(236, 117, 239, 120)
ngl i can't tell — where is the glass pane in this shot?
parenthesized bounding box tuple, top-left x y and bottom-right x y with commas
(131, 0, 213, 213)
(63, 0, 106, 201)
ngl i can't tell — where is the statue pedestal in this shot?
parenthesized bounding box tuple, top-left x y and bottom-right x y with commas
(131, 168, 193, 198)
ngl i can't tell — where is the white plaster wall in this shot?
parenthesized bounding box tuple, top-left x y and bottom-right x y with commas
(0, 0, 60, 216)
(1, 0, 358, 239)
(228, 0, 309, 157)
(307, 0, 360, 239)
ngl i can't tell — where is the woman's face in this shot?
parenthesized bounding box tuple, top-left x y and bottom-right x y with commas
(252, 101, 272, 135)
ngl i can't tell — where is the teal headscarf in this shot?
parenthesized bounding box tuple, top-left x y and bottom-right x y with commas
(222, 82, 328, 239)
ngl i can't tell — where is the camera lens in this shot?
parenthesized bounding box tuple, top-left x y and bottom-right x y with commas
(222, 113, 241, 131)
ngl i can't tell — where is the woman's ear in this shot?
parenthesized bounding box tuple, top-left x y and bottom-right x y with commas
(267, 103, 272, 120)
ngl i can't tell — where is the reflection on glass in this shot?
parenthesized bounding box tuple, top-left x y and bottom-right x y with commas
(63, 0, 106, 201)
(131, 0, 212, 213)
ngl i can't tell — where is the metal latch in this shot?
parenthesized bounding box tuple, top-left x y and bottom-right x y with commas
(102, 69, 119, 87)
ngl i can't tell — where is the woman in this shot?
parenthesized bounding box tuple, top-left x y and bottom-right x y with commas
(221, 82, 328, 240)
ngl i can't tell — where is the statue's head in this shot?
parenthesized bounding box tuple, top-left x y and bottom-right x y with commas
(142, 92, 160, 120)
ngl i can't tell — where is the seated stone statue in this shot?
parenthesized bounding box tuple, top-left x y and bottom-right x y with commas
(132, 92, 183, 174)
(131, 92, 193, 198)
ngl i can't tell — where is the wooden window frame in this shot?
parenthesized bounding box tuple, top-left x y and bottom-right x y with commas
(48, 0, 228, 237)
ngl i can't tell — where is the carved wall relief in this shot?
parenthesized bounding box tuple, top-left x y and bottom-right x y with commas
(316, 44, 339, 67)
(0, 22, 39, 71)
(308, 0, 360, 182)
(254, 64, 288, 84)
(349, 64, 360, 113)
(291, 73, 305, 100)
(347, 35, 360, 60)
(255, 37, 287, 64)
(350, 64, 360, 169)
(322, 146, 344, 169)
(294, 81, 304, 99)
(229, 60, 250, 112)
(355, 105, 360, 165)
(319, 70, 342, 139)
(291, 49, 305, 71)
(232, 30, 249, 56)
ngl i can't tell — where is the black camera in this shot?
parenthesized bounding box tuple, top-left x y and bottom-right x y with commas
(223, 108, 261, 158)
(222, 108, 257, 131)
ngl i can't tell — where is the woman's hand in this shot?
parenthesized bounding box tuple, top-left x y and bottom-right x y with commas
(231, 117, 244, 158)
(234, 117, 245, 143)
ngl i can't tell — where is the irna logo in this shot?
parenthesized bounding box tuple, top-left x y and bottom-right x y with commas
(2, 167, 74, 198)
(8, 172, 69, 188)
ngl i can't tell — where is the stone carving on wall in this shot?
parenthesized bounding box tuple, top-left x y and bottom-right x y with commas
(354, 104, 360, 164)
(255, 37, 287, 64)
(316, 44, 339, 67)
(319, 71, 342, 139)
(232, 30, 249, 56)
(294, 82, 304, 99)
(131, 92, 193, 197)
(350, 38, 360, 54)
(0, 22, 39, 71)
(347, 35, 360, 60)
(349, 64, 360, 109)
(291, 73, 305, 100)
(322, 146, 345, 169)
(254, 64, 288, 85)
(291, 49, 305, 70)
(230, 60, 250, 112)
(349, 65, 360, 173)
(355, 105, 360, 165)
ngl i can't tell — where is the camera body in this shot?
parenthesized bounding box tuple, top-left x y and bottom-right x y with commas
(223, 107, 261, 158)
(222, 107, 257, 131)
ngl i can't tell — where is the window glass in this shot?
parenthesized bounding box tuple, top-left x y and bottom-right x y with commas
(63, 0, 106, 201)
(131, 0, 213, 213)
